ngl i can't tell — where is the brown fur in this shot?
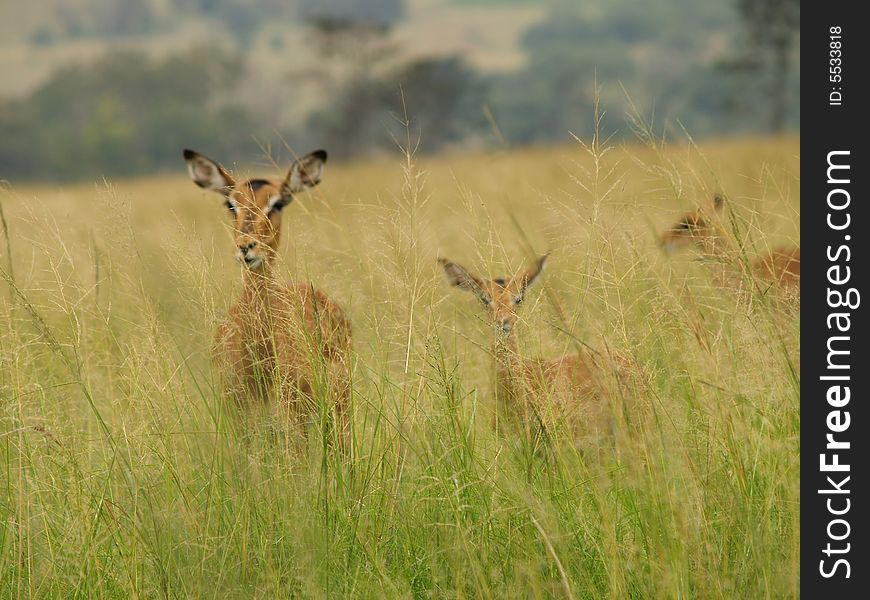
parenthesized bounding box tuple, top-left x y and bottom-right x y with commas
(752, 246, 800, 287)
(184, 149, 352, 445)
(660, 194, 800, 292)
(440, 255, 628, 442)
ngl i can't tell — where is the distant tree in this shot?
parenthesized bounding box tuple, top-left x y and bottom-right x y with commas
(489, 8, 637, 144)
(54, 0, 159, 39)
(300, 15, 399, 158)
(169, 0, 299, 47)
(385, 57, 488, 151)
(28, 28, 57, 46)
(300, 0, 406, 31)
(0, 102, 40, 179)
(0, 47, 258, 181)
(303, 19, 485, 157)
(733, 0, 800, 132)
(489, 0, 765, 145)
(307, 77, 392, 158)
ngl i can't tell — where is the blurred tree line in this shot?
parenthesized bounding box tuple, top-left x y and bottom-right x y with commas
(0, 0, 799, 182)
(24, 0, 405, 47)
(0, 48, 256, 180)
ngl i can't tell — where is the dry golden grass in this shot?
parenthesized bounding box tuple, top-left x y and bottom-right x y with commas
(0, 136, 799, 597)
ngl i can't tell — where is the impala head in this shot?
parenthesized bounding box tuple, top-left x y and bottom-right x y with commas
(659, 193, 724, 255)
(183, 148, 327, 271)
(440, 254, 548, 335)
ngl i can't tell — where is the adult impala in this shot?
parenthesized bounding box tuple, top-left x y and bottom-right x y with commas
(184, 148, 351, 448)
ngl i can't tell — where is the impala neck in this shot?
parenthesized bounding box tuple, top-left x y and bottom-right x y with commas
(493, 330, 522, 372)
(240, 262, 278, 315)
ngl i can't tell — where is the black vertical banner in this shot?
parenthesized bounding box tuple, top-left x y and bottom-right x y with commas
(803, 3, 868, 596)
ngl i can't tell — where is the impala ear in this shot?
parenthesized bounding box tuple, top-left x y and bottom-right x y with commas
(439, 257, 492, 305)
(281, 149, 327, 198)
(515, 254, 548, 302)
(183, 149, 235, 195)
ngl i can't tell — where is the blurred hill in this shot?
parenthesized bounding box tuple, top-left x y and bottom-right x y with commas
(0, 0, 799, 182)
(0, 0, 538, 98)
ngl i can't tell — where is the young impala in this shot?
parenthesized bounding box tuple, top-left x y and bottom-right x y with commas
(659, 194, 800, 291)
(440, 255, 628, 444)
(184, 148, 351, 447)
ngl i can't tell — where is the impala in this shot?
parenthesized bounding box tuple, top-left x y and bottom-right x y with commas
(184, 148, 352, 447)
(440, 254, 629, 444)
(660, 194, 800, 291)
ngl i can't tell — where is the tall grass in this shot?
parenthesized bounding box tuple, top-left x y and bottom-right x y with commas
(0, 136, 799, 598)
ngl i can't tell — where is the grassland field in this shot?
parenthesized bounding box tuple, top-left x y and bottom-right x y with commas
(0, 136, 799, 598)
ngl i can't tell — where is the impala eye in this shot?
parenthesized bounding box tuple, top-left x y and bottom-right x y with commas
(224, 199, 238, 212)
(267, 194, 287, 214)
(513, 295, 523, 305)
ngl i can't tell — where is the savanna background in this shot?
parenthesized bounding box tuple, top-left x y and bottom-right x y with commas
(1, 0, 799, 598)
